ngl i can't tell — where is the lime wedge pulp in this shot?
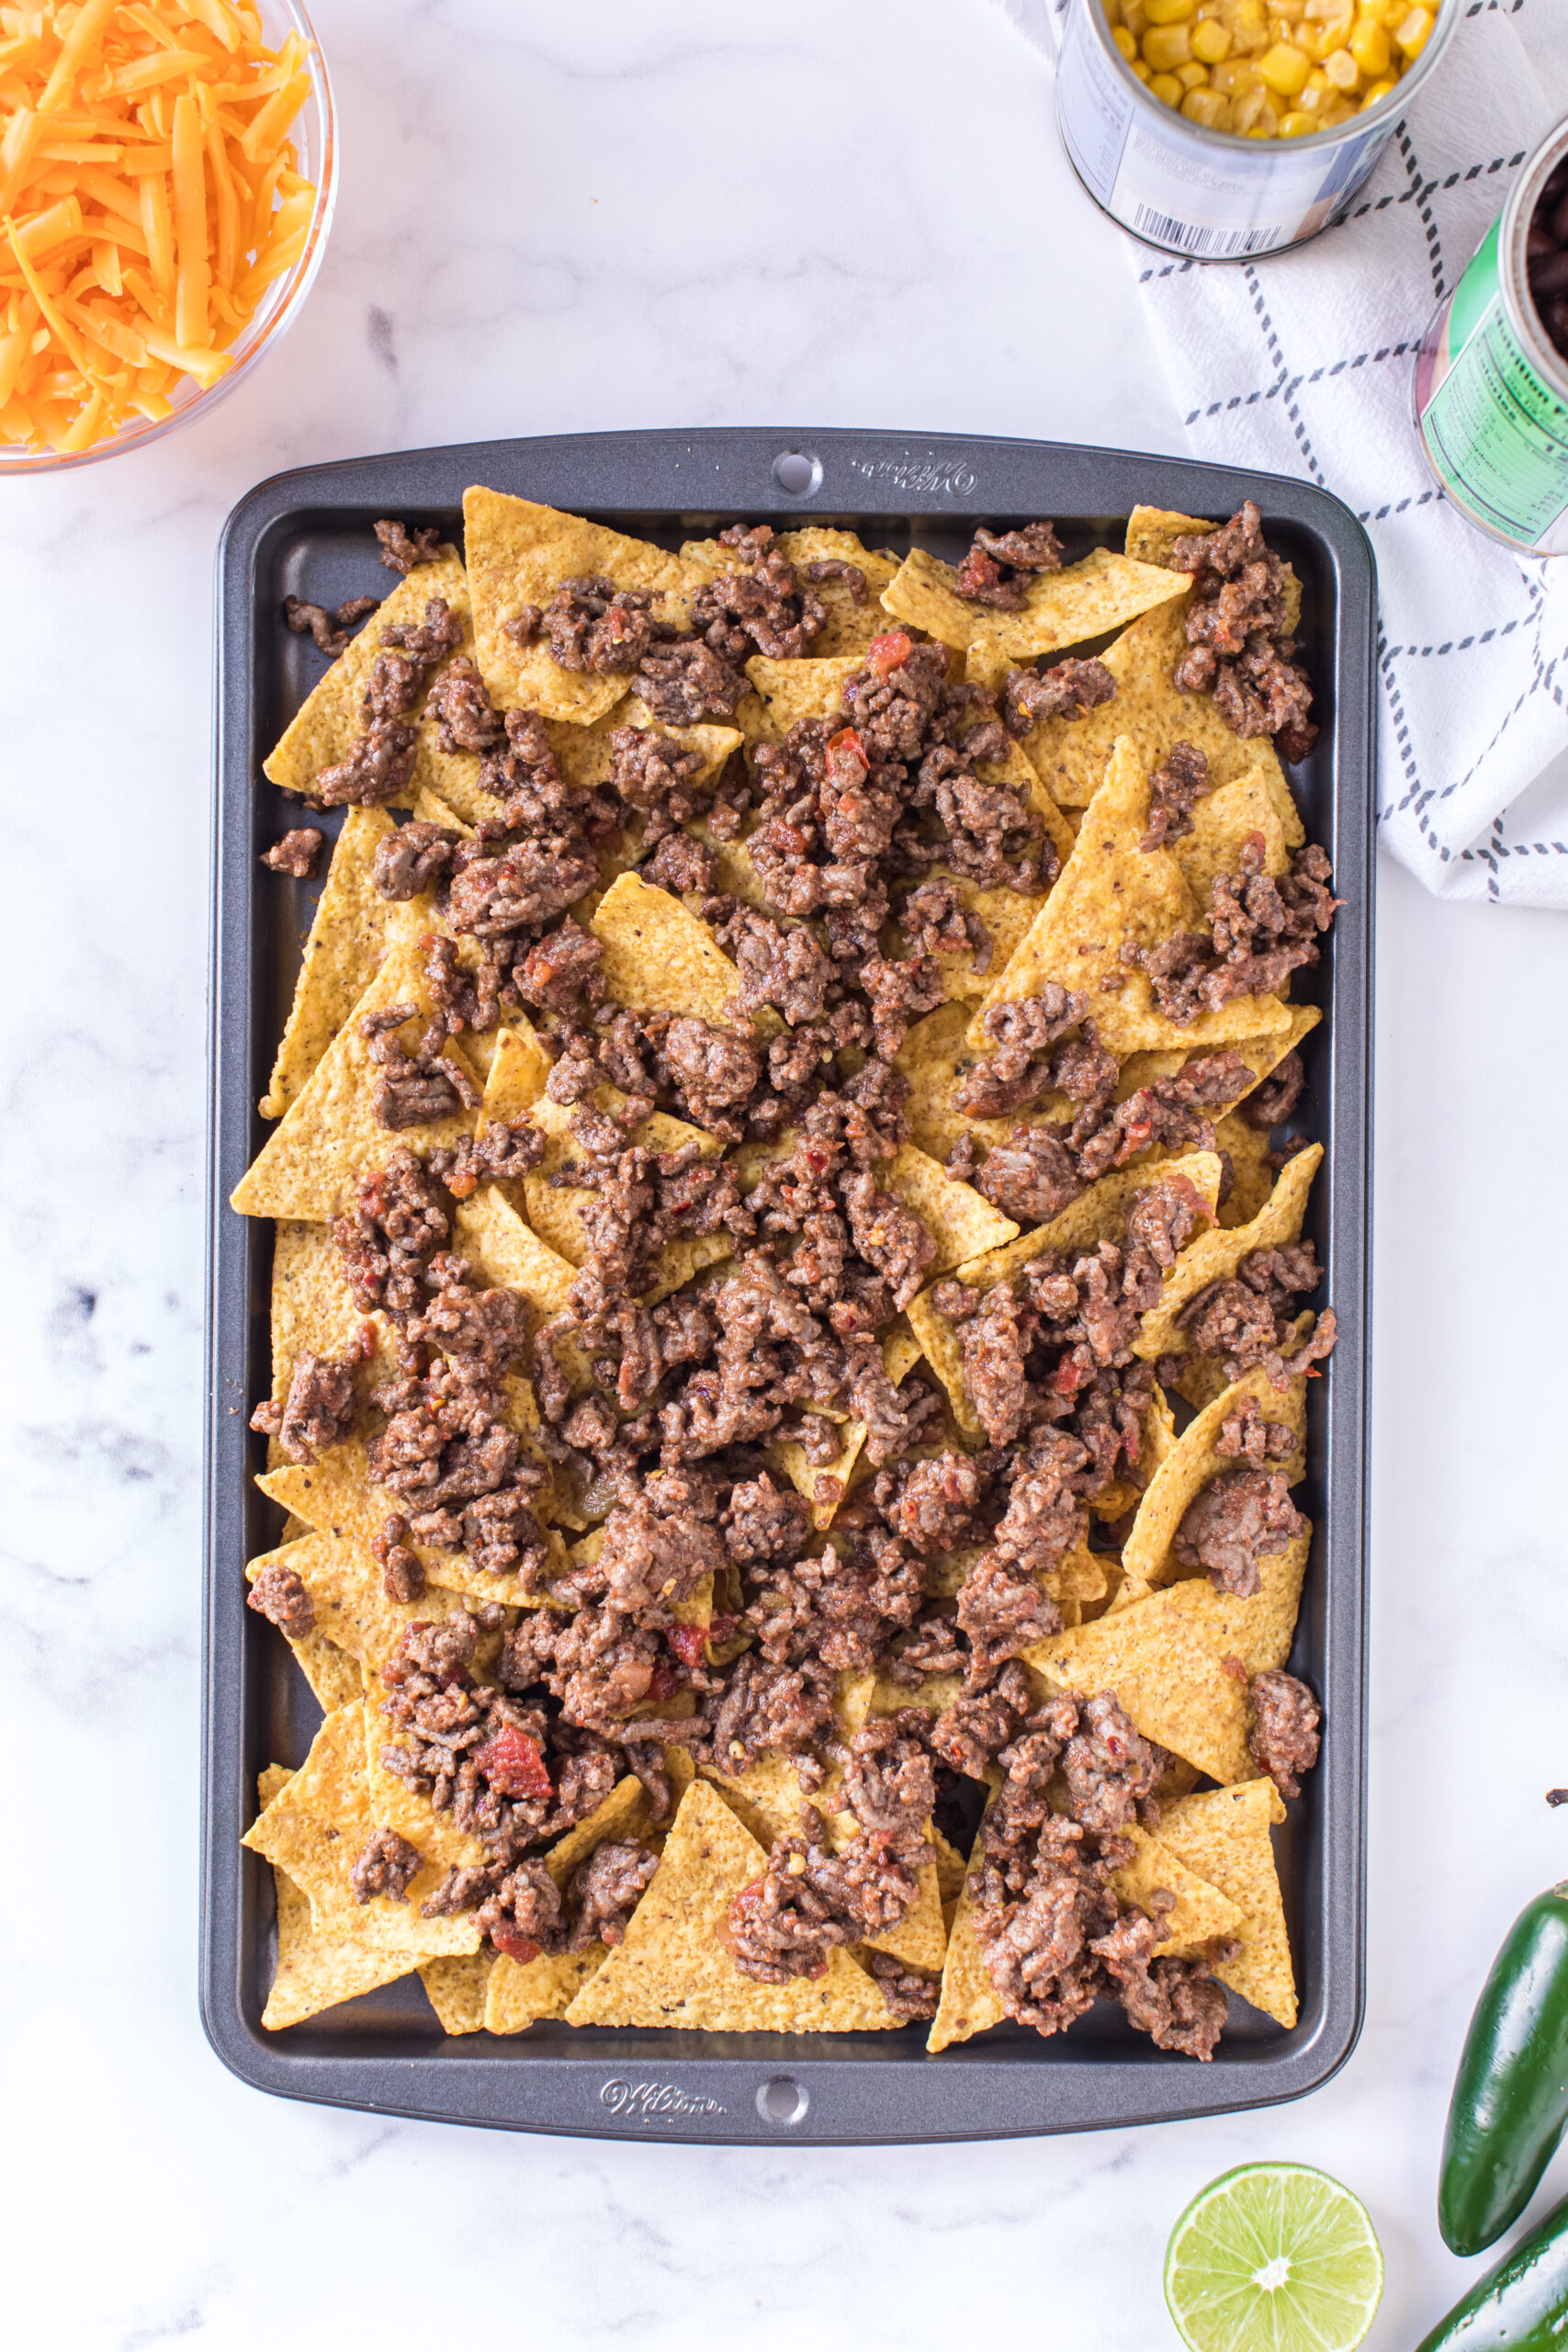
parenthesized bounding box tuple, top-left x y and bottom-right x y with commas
(1164, 2163, 1384, 2352)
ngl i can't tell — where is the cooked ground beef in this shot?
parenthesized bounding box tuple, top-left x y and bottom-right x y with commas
(249, 1342, 364, 1464)
(1140, 741, 1213, 852)
(247, 1561, 315, 1638)
(351, 1826, 421, 1903)
(637, 637, 750, 723)
(1248, 1668, 1321, 1798)
(1124, 838, 1340, 1023)
(1168, 502, 1318, 764)
(374, 518, 444, 573)
(1002, 657, 1116, 736)
(863, 1950, 941, 2022)
(1173, 1467, 1305, 1598)
(1213, 1393, 1297, 1469)
(727, 1810, 920, 1983)
(261, 826, 324, 879)
(284, 593, 380, 656)
(359, 1002, 481, 1130)
(1061, 1690, 1168, 1833)
(1178, 1242, 1336, 1388)
(690, 524, 829, 662)
(953, 520, 1064, 609)
(1241, 1048, 1305, 1130)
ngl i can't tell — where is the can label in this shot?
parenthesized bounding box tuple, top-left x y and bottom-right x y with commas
(1055, 0, 1389, 257)
(1416, 221, 1568, 552)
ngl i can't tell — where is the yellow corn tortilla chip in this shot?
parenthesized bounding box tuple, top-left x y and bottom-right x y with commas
(452, 1182, 578, 1320)
(920, 875, 1052, 1005)
(266, 1220, 394, 1409)
(1173, 763, 1287, 909)
(419, 1951, 495, 2035)
(1109, 1823, 1247, 1960)
(263, 1858, 422, 2029)
(1215, 1110, 1277, 1233)
(768, 1326, 923, 1529)
(590, 870, 744, 1026)
(882, 542, 1187, 661)
(515, 1087, 729, 1299)
(1123, 504, 1302, 635)
(476, 1016, 552, 1125)
(739, 651, 865, 745)
(565, 1779, 896, 2030)
(1122, 1363, 1310, 1588)
(263, 552, 469, 800)
(1026, 1532, 1309, 1782)
(243, 1703, 481, 1954)
(481, 1773, 675, 2032)
(231, 944, 479, 1220)
(284, 1627, 363, 1713)
(927, 1835, 1006, 2052)
(886, 1140, 1017, 1272)
(1015, 590, 1304, 846)
(260, 807, 398, 1120)
(1156, 1778, 1296, 2027)
(247, 1532, 445, 1678)
(1134, 1143, 1323, 1361)
(931, 1826, 967, 1905)
(906, 1151, 1220, 1443)
(462, 488, 694, 723)
(400, 692, 739, 833)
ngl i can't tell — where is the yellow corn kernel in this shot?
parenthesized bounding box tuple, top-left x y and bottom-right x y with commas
(1394, 5, 1432, 54)
(1148, 69, 1184, 102)
(1143, 23, 1193, 67)
(1324, 43, 1359, 85)
(1279, 108, 1317, 132)
(1211, 56, 1263, 93)
(1319, 94, 1357, 123)
(1143, 0, 1196, 20)
(1231, 0, 1269, 46)
(1177, 59, 1210, 86)
(1379, 0, 1409, 23)
(1303, 0, 1353, 20)
(1190, 17, 1233, 60)
(1348, 17, 1390, 74)
(1181, 84, 1232, 126)
(1112, 23, 1138, 57)
(1359, 72, 1396, 104)
(1132, 56, 1153, 78)
(1258, 39, 1311, 93)
(1304, 65, 1333, 91)
(1122, 1, 1150, 31)
(1310, 21, 1352, 55)
(1234, 83, 1280, 130)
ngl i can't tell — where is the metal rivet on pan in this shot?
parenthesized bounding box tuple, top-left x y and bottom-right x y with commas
(772, 450, 821, 497)
(756, 2075, 809, 2126)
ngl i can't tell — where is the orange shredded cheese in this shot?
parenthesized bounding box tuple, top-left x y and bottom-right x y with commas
(0, 1, 319, 455)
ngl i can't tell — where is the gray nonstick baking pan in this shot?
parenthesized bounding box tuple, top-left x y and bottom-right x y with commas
(203, 426, 1375, 2143)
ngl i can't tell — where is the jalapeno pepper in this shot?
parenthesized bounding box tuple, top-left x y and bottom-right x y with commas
(1416, 2192, 1568, 2352)
(1438, 1882, 1568, 2257)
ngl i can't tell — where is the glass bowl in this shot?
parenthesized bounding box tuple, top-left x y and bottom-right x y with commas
(0, 0, 336, 474)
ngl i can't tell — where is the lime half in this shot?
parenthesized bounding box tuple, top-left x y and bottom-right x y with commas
(1164, 2163, 1384, 2352)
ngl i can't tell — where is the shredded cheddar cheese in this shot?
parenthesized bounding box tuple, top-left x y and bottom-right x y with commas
(0, 0, 319, 455)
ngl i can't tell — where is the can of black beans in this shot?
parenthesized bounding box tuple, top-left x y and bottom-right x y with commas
(1055, 0, 1458, 262)
(1412, 115, 1568, 555)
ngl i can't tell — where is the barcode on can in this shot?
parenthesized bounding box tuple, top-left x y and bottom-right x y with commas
(1133, 206, 1282, 255)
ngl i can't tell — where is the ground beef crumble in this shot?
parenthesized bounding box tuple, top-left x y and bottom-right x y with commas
(1168, 501, 1319, 764)
(1248, 1668, 1321, 1798)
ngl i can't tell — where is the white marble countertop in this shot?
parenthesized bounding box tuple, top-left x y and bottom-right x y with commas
(8, 1, 1568, 2343)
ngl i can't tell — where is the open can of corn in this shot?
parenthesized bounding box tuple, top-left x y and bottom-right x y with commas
(1055, 0, 1456, 260)
(1412, 115, 1568, 555)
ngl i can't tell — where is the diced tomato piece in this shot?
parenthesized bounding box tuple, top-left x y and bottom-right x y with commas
(668, 1623, 708, 1669)
(867, 629, 912, 679)
(826, 724, 867, 775)
(645, 1657, 681, 1703)
(490, 1927, 541, 1965)
(707, 1611, 739, 1646)
(474, 1725, 552, 1801)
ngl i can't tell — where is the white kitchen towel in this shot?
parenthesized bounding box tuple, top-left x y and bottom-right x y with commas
(994, 0, 1568, 906)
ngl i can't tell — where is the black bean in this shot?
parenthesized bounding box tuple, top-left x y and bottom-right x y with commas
(1543, 297, 1568, 361)
(1551, 190, 1568, 247)
(1527, 219, 1557, 262)
(1530, 249, 1568, 300)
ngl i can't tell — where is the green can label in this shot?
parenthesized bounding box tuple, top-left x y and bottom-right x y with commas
(1418, 224, 1568, 551)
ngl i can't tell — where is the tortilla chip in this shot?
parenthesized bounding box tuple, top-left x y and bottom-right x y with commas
(260, 808, 398, 1120)
(1174, 763, 1287, 908)
(462, 488, 694, 723)
(475, 1017, 552, 1129)
(927, 1838, 1006, 2052)
(263, 552, 469, 800)
(231, 944, 479, 1219)
(418, 1951, 494, 2035)
(886, 1141, 1017, 1272)
(262, 1860, 421, 2029)
(1025, 1533, 1309, 1781)
(515, 1087, 728, 1297)
(243, 1702, 481, 1953)
(739, 652, 865, 745)
(931, 1826, 967, 1905)
(919, 875, 1051, 1005)
(266, 1220, 393, 1409)
(1109, 1823, 1247, 1960)
(768, 1326, 921, 1528)
(1122, 1363, 1310, 1588)
(906, 1151, 1221, 1443)
(1014, 591, 1304, 847)
(1123, 505, 1302, 636)
(1214, 1112, 1277, 1233)
(452, 1182, 577, 1320)
(589, 871, 744, 1026)
(969, 740, 1292, 1057)
(1156, 1778, 1296, 2027)
(881, 543, 1186, 661)
(1134, 1144, 1323, 1361)
(248, 1532, 436, 1679)
(565, 1780, 895, 2030)
(284, 1627, 363, 1713)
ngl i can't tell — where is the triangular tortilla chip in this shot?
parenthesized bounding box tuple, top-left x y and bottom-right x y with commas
(1156, 1778, 1296, 2027)
(477, 1019, 552, 1125)
(885, 1140, 1018, 1272)
(1123, 505, 1301, 635)
(243, 1703, 481, 1954)
(481, 1772, 672, 2033)
(918, 872, 1050, 1006)
(881, 543, 1187, 660)
(1014, 588, 1304, 845)
(284, 1627, 363, 1713)
(263, 1856, 423, 2029)
(589, 869, 745, 1026)
(263, 551, 470, 801)
(1213, 1110, 1277, 1234)
(451, 1182, 577, 1319)
(260, 807, 398, 1119)
(969, 739, 1292, 1056)
(1174, 763, 1287, 909)
(265, 1219, 396, 1410)
(1025, 1533, 1309, 1782)
(246, 1531, 457, 1678)
(1134, 1143, 1323, 1361)
(231, 943, 479, 1219)
(463, 488, 694, 723)
(419, 1951, 495, 2035)
(1122, 1363, 1310, 1588)
(738, 651, 865, 745)
(1109, 1823, 1247, 1959)
(927, 1835, 1006, 2052)
(564, 1780, 896, 2030)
